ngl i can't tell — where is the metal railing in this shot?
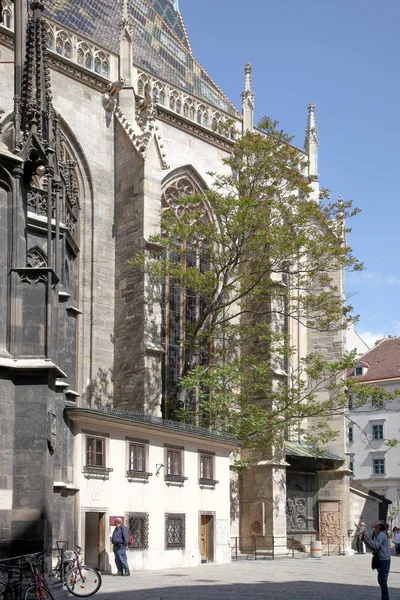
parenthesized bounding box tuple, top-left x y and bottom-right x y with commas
(230, 535, 347, 560)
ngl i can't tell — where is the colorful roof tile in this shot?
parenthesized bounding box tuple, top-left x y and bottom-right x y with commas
(44, 0, 239, 116)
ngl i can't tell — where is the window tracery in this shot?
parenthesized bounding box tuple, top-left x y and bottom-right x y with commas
(77, 42, 93, 71)
(197, 105, 208, 127)
(137, 74, 150, 97)
(55, 30, 72, 59)
(183, 99, 195, 120)
(161, 175, 210, 420)
(26, 247, 47, 268)
(94, 51, 109, 78)
(0, 0, 12, 29)
(152, 82, 166, 105)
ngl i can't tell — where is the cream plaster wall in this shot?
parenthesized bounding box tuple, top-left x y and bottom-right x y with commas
(72, 418, 233, 571)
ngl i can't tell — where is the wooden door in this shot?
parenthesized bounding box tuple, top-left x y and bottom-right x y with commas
(98, 513, 106, 571)
(200, 515, 208, 563)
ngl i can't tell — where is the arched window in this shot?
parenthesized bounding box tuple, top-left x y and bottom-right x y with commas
(161, 175, 210, 420)
(77, 42, 93, 71)
(2, 8, 12, 29)
(197, 105, 208, 128)
(94, 51, 110, 78)
(169, 91, 181, 114)
(55, 31, 72, 59)
(183, 99, 195, 120)
(137, 74, 150, 97)
(153, 82, 165, 105)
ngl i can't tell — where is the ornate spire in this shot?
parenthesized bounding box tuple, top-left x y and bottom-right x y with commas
(242, 63, 255, 133)
(304, 101, 319, 198)
(18, 1, 53, 145)
(305, 101, 318, 147)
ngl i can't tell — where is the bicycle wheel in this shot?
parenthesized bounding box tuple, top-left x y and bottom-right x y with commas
(0, 581, 18, 600)
(0, 581, 8, 600)
(24, 584, 54, 600)
(64, 566, 101, 597)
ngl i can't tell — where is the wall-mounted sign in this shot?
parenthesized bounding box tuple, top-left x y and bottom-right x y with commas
(109, 516, 125, 526)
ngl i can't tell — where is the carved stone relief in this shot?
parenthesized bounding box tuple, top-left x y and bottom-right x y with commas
(249, 501, 265, 536)
(318, 501, 341, 544)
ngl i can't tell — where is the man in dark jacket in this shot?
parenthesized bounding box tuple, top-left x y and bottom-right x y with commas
(111, 518, 130, 576)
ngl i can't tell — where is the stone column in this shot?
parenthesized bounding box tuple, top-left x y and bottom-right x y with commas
(240, 455, 288, 556)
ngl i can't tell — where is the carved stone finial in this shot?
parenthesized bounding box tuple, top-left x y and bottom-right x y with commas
(244, 62, 253, 93)
(305, 100, 318, 145)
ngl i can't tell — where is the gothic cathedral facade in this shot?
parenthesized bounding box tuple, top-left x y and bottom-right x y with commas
(0, 0, 351, 563)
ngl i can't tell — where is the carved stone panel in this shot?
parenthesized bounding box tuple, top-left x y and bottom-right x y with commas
(249, 501, 265, 536)
(318, 501, 341, 544)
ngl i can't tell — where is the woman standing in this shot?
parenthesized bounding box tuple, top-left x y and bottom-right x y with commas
(362, 521, 391, 600)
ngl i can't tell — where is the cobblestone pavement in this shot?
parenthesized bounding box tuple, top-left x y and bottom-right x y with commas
(94, 553, 400, 600)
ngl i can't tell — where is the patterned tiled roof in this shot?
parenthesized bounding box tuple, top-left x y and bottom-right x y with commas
(44, 0, 239, 116)
(149, 0, 191, 52)
(44, 0, 121, 53)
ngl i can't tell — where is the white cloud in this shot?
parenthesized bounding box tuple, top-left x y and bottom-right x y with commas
(347, 271, 400, 287)
(356, 321, 400, 350)
(356, 331, 383, 349)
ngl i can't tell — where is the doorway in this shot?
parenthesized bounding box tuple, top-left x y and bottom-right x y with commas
(200, 514, 215, 563)
(84, 511, 106, 570)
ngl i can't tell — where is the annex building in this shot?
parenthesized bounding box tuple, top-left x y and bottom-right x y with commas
(0, 0, 352, 569)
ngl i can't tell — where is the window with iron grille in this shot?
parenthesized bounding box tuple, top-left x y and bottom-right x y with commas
(373, 458, 385, 474)
(129, 442, 146, 472)
(126, 513, 149, 550)
(372, 424, 384, 440)
(200, 453, 213, 480)
(165, 513, 185, 549)
(86, 436, 105, 467)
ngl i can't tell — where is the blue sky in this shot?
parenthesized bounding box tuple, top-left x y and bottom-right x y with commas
(180, 0, 400, 349)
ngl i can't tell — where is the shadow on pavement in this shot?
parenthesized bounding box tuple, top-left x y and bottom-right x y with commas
(94, 578, 387, 600)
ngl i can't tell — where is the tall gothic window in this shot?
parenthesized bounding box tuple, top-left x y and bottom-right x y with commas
(161, 176, 210, 420)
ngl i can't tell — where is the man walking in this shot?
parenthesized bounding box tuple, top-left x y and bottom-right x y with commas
(111, 518, 130, 576)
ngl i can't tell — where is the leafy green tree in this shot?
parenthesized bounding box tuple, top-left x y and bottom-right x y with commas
(132, 117, 392, 451)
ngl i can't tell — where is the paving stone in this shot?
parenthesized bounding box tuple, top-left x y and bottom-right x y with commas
(94, 553, 400, 600)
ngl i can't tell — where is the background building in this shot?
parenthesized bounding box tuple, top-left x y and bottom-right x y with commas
(348, 336, 400, 528)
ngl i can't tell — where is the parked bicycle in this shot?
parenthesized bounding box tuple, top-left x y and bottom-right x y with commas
(0, 553, 54, 600)
(0, 563, 23, 600)
(53, 546, 101, 597)
(24, 554, 54, 600)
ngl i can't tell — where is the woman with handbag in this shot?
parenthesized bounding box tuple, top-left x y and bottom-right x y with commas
(362, 521, 391, 600)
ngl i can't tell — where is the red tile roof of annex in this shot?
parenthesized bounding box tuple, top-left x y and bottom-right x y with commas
(348, 336, 400, 383)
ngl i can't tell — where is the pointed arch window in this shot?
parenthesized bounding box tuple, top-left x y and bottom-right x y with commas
(161, 175, 210, 420)
(94, 51, 110, 78)
(77, 42, 93, 71)
(55, 31, 72, 59)
(2, 8, 12, 29)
